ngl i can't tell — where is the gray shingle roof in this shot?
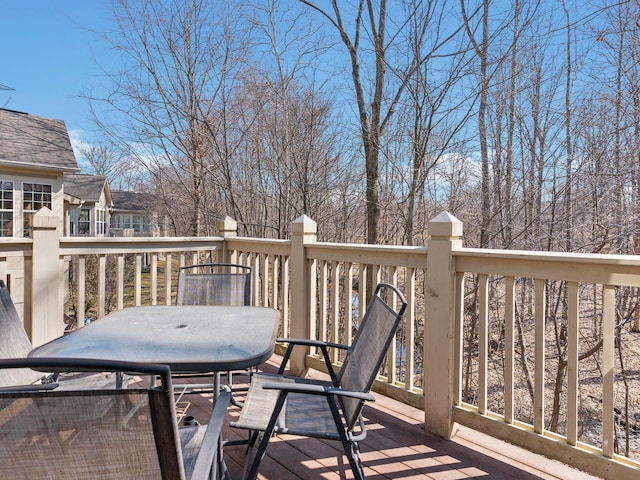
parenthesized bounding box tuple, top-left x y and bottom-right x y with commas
(64, 174, 109, 203)
(111, 191, 158, 212)
(0, 108, 79, 171)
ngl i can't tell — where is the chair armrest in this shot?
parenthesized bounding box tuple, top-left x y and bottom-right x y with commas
(189, 389, 232, 480)
(262, 382, 375, 402)
(0, 382, 59, 392)
(277, 338, 348, 350)
(277, 338, 348, 380)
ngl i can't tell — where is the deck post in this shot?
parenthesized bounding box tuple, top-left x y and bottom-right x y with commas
(424, 211, 463, 439)
(289, 215, 317, 376)
(30, 208, 64, 347)
(217, 216, 238, 263)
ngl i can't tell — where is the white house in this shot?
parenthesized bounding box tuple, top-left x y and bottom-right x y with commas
(63, 173, 112, 237)
(0, 108, 79, 238)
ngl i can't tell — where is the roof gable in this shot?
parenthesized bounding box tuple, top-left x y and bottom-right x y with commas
(0, 108, 79, 172)
(64, 174, 111, 204)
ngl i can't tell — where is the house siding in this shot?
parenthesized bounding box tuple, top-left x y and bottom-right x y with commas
(0, 168, 64, 237)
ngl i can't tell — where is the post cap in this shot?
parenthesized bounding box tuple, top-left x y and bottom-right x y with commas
(428, 211, 463, 238)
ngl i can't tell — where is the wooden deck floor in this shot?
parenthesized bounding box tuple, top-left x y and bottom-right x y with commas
(178, 358, 601, 480)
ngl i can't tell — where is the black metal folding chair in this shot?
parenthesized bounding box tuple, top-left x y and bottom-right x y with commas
(0, 357, 231, 480)
(232, 283, 407, 480)
(174, 263, 253, 406)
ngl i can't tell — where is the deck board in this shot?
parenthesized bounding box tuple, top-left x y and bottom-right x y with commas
(174, 357, 601, 480)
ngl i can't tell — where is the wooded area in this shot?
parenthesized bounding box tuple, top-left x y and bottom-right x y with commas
(79, 0, 640, 461)
(82, 0, 640, 255)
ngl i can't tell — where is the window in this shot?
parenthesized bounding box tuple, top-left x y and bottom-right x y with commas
(22, 183, 52, 237)
(78, 208, 90, 235)
(96, 208, 106, 236)
(110, 213, 155, 235)
(0, 181, 13, 237)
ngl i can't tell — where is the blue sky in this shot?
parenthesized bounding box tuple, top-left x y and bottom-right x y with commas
(0, 1, 112, 145)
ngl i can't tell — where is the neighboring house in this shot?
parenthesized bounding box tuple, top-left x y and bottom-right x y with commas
(110, 191, 164, 237)
(0, 108, 79, 237)
(63, 173, 112, 236)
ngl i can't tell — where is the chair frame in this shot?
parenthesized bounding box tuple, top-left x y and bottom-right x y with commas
(234, 282, 407, 480)
(0, 357, 231, 480)
(174, 262, 254, 407)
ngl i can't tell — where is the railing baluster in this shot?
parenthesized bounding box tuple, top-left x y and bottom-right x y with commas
(505, 276, 515, 424)
(165, 253, 172, 305)
(271, 255, 278, 309)
(98, 254, 106, 318)
(319, 260, 328, 350)
(453, 271, 465, 406)
(331, 261, 340, 362)
(534, 278, 546, 434)
(567, 281, 579, 445)
(261, 254, 269, 307)
(78, 255, 86, 329)
(281, 255, 290, 338)
(150, 252, 157, 306)
(358, 265, 366, 324)
(405, 267, 416, 390)
(135, 253, 142, 307)
(478, 273, 489, 415)
(117, 254, 124, 310)
(252, 253, 260, 306)
(602, 284, 615, 457)
(388, 266, 398, 385)
(345, 262, 353, 344)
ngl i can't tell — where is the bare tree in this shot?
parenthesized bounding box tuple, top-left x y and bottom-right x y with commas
(461, 0, 491, 247)
(390, 0, 475, 246)
(78, 142, 151, 192)
(89, 0, 245, 236)
(299, 0, 462, 245)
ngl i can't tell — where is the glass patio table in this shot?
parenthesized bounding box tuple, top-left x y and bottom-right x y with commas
(29, 305, 279, 376)
(29, 305, 280, 479)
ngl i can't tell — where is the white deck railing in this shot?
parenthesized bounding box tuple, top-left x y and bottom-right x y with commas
(5, 209, 638, 479)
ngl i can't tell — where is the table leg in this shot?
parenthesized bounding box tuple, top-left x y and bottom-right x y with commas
(213, 372, 232, 480)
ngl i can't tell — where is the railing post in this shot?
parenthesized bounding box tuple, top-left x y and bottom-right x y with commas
(289, 215, 317, 376)
(424, 211, 463, 439)
(30, 208, 63, 347)
(217, 216, 238, 263)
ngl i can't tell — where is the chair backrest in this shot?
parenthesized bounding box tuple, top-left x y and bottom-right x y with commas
(337, 283, 407, 431)
(176, 263, 252, 306)
(0, 358, 185, 480)
(0, 280, 43, 387)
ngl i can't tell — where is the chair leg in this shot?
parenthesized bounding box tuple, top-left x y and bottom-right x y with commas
(345, 441, 365, 480)
(243, 392, 287, 480)
(327, 397, 366, 480)
(245, 430, 273, 480)
(239, 430, 259, 480)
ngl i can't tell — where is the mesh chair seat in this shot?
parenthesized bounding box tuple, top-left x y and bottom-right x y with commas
(232, 372, 339, 438)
